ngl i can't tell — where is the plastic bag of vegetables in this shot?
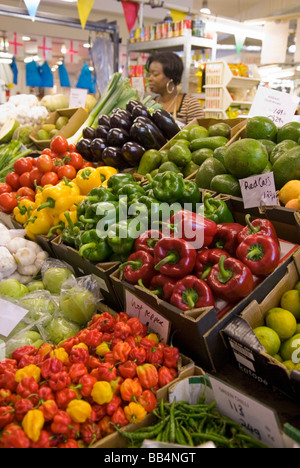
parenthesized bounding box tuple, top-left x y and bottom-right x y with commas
(44, 312, 81, 345)
(19, 290, 58, 321)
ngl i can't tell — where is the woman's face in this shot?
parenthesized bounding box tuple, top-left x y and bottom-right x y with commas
(147, 61, 169, 95)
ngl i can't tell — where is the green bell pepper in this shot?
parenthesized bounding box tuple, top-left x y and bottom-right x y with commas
(86, 186, 117, 203)
(79, 201, 119, 226)
(78, 229, 112, 262)
(181, 180, 202, 211)
(61, 212, 82, 248)
(107, 220, 135, 254)
(202, 192, 234, 223)
(117, 183, 146, 202)
(151, 171, 185, 204)
(107, 173, 135, 195)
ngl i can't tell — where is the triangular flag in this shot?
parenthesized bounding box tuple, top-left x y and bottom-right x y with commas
(121, 1, 140, 31)
(235, 32, 246, 55)
(24, 0, 41, 21)
(77, 0, 95, 30)
(170, 10, 187, 22)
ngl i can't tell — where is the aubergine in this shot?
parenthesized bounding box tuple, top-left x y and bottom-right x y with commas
(126, 99, 140, 114)
(133, 116, 167, 147)
(131, 104, 152, 120)
(112, 108, 133, 122)
(130, 121, 161, 150)
(122, 141, 145, 166)
(95, 125, 110, 141)
(110, 113, 132, 133)
(82, 127, 96, 140)
(107, 128, 130, 147)
(102, 146, 127, 170)
(152, 109, 181, 139)
(98, 114, 111, 127)
(76, 139, 93, 161)
(90, 138, 107, 162)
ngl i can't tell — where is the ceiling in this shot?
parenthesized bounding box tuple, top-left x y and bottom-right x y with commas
(44, 0, 300, 23)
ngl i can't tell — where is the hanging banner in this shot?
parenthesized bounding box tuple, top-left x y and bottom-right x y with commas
(77, 0, 95, 30)
(37, 37, 52, 60)
(170, 9, 187, 22)
(294, 19, 300, 62)
(58, 62, 71, 88)
(64, 40, 79, 65)
(24, 0, 41, 21)
(261, 21, 289, 64)
(8, 33, 24, 57)
(121, 1, 140, 31)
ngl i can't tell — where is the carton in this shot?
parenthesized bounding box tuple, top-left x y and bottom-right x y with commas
(110, 240, 299, 371)
(221, 248, 300, 400)
(92, 355, 196, 448)
(50, 236, 122, 311)
(30, 107, 88, 150)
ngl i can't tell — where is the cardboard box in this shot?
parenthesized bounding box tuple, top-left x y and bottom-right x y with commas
(110, 240, 299, 371)
(50, 236, 122, 311)
(92, 355, 196, 448)
(221, 248, 300, 400)
(30, 107, 88, 150)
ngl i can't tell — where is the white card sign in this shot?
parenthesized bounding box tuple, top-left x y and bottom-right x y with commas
(239, 172, 277, 209)
(0, 298, 28, 337)
(69, 88, 88, 109)
(209, 375, 284, 448)
(125, 289, 170, 343)
(248, 86, 299, 126)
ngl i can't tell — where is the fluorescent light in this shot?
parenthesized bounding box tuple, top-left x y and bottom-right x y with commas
(289, 44, 296, 54)
(24, 55, 40, 63)
(22, 36, 31, 42)
(61, 45, 67, 54)
(89, 66, 94, 71)
(83, 43, 91, 49)
(200, 0, 211, 15)
(0, 58, 12, 64)
(0, 52, 13, 59)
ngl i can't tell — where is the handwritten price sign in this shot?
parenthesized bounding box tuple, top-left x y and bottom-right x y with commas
(239, 172, 278, 209)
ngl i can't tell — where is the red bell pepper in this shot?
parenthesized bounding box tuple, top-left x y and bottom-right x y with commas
(134, 229, 163, 255)
(237, 214, 279, 245)
(194, 248, 230, 280)
(163, 210, 217, 249)
(212, 223, 244, 256)
(119, 250, 156, 287)
(154, 237, 197, 278)
(138, 274, 177, 302)
(236, 234, 281, 277)
(207, 255, 254, 303)
(170, 275, 215, 310)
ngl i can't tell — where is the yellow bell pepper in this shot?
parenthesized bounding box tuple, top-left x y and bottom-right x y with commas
(25, 208, 55, 238)
(91, 381, 113, 405)
(74, 167, 102, 195)
(95, 166, 118, 187)
(22, 409, 45, 443)
(13, 199, 36, 225)
(96, 342, 110, 357)
(66, 400, 92, 423)
(37, 183, 78, 216)
(124, 402, 147, 424)
(15, 364, 41, 383)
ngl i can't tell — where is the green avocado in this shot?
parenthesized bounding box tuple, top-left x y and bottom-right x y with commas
(210, 174, 242, 196)
(158, 161, 181, 173)
(191, 148, 214, 166)
(182, 161, 200, 178)
(213, 146, 227, 166)
(224, 138, 268, 179)
(257, 139, 276, 156)
(190, 136, 228, 152)
(168, 143, 192, 167)
(272, 146, 300, 189)
(269, 139, 298, 165)
(195, 158, 226, 190)
(277, 121, 300, 143)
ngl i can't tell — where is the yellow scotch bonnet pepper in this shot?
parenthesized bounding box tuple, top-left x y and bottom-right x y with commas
(66, 400, 92, 423)
(22, 409, 45, 443)
(96, 342, 110, 357)
(124, 402, 147, 424)
(91, 381, 113, 405)
(15, 364, 41, 383)
(50, 347, 69, 363)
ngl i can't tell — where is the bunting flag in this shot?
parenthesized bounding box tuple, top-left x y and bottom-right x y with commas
(77, 0, 95, 29)
(39, 61, 54, 88)
(76, 62, 96, 94)
(8, 33, 24, 57)
(121, 1, 140, 31)
(26, 60, 42, 87)
(24, 0, 41, 21)
(58, 62, 71, 88)
(63, 40, 79, 65)
(235, 32, 246, 55)
(170, 10, 187, 22)
(10, 57, 18, 85)
(37, 37, 52, 60)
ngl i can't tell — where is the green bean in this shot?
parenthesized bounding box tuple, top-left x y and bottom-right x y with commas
(162, 421, 170, 442)
(117, 419, 166, 441)
(169, 400, 176, 443)
(190, 432, 231, 447)
(175, 420, 187, 445)
(180, 425, 194, 447)
(234, 433, 267, 448)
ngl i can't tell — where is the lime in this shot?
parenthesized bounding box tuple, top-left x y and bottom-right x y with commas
(279, 333, 300, 362)
(273, 354, 283, 363)
(294, 281, 300, 294)
(36, 129, 49, 141)
(224, 138, 268, 179)
(277, 121, 300, 143)
(246, 116, 277, 142)
(188, 125, 209, 141)
(295, 324, 300, 334)
(41, 124, 56, 133)
(282, 360, 296, 371)
(280, 290, 300, 320)
(295, 363, 300, 371)
(208, 122, 231, 138)
(253, 326, 281, 356)
(56, 116, 69, 130)
(265, 307, 297, 340)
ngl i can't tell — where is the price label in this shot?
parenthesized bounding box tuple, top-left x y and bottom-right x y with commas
(239, 172, 277, 209)
(125, 290, 170, 343)
(248, 86, 299, 126)
(69, 88, 88, 109)
(0, 298, 28, 337)
(209, 375, 284, 448)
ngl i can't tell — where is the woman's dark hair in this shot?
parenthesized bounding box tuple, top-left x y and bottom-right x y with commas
(146, 52, 184, 85)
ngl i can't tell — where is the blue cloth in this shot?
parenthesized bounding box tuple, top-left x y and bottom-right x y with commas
(58, 62, 71, 87)
(76, 62, 96, 94)
(26, 60, 42, 87)
(10, 57, 18, 85)
(39, 61, 54, 88)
